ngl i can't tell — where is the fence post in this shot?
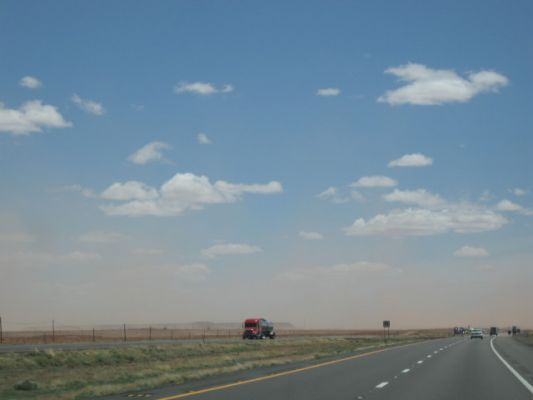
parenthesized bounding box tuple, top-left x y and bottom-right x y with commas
(123, 324, 127, 342)
(92, 328, 95, 342)
(0, 316, 3, 344)
(52, 320, 55, 343)
(149, 326, 152, 341)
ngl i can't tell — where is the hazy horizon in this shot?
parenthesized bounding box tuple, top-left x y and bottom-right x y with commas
(1, 1, 532, 332)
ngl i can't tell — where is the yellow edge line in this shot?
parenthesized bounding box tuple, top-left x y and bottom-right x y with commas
(158, 340, 426, 400)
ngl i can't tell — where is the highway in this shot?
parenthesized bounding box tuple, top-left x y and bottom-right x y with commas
(105, 335, 533, 400)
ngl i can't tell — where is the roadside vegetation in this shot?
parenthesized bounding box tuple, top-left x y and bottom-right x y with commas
(0, 333, 446, 399)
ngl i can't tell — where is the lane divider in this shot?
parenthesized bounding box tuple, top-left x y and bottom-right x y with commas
(490, 337, 533, 395)
(376, 381, 389, 389)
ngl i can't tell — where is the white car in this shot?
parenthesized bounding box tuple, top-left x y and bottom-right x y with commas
(470, 328, 484, 339)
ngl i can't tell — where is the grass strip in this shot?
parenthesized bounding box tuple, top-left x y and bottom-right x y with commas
(0, 335, 444, 399)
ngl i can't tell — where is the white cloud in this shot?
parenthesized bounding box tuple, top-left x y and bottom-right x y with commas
(71, 94, 105, 115)
(383, 189, 444, 208)
(344, 205, 507, 237)
(19, 76, 42, 89)
(317, 88, 340, 97)
(278, 261, 392, 281)
(174, 263, 211, 282)
(479, 190, 494, 202)
(454, 246, 489, 257)
(174, 82, 234, 96)
(378, 63, 508, 106)
(100, 181, 159, 201)
(202, 243, 261, 259)
(496, 199, 533, 216)
(496, 199, 522, 211)
(79, 231, 129, 244)
(299, 231, 324, 240)
(388, 153, 433, 167)
(0, 100, 72, 135)
(128, 141, 171, 165)
(63, 251, 101, 262)
(100, 173, 283, 217)
(317, 186, 349, 204)
(197, 132, 212, 145)
(62, 184, 96, 198)
(351, 176, 398, 188)
(511, 188, 527, 197)
(317, 186, 365, 204)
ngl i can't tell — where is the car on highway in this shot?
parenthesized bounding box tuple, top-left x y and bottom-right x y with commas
(470, 328, 484, 339)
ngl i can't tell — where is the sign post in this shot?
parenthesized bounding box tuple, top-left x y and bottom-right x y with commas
(383, 320, 390, 344)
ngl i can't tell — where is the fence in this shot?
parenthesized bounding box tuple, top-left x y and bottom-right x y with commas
(0, 325, 411, 345)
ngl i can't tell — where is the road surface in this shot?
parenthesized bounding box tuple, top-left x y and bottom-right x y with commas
(103, 335, 533, 399)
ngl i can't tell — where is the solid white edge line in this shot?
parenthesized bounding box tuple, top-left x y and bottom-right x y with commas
(376, 381, 389, 389)
(490, 337, 533, 395)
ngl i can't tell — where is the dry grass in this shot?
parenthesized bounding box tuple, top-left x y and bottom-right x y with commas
(0, 334, 446, 399)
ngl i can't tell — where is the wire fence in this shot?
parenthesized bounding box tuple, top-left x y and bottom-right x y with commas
(0, 325, 411, 345)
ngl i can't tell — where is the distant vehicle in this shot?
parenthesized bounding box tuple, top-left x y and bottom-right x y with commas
(512, 326, 518, 335)
(453, 327, 465, 335)
(490, 327, 498, 336)
(242, 318, 276, 339)
(470, 328, 484, 339)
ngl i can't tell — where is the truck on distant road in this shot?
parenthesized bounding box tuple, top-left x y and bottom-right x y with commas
(490, 327, 498, 336)
(242, 318, 276, 339)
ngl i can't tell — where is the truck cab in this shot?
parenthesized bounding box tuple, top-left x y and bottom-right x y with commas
(242, 318, 276, 339)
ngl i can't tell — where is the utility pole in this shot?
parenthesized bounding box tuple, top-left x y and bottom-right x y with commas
(0, 316, 3, 344)
(123, 324, 127, 342)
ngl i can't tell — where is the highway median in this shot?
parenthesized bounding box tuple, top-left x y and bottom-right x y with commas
(0, 333, 445, 399)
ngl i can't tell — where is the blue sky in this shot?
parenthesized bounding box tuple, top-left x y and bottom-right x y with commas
(1, 0, 532, 329)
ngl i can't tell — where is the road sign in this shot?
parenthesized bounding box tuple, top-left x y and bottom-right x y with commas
(383, 320, 390, 328)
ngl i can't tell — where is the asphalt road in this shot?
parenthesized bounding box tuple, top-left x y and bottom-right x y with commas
(107, 335, 533, 400)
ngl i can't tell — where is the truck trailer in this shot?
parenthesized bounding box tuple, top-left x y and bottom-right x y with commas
(242, 318, 276, 339)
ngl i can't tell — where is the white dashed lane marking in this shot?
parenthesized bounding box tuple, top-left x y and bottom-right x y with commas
(417, 360, 424, 364)
(401, 368, 410, 373)
(376, 382, 389, 389)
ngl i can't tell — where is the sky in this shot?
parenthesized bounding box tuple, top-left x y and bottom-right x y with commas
(1, 0, 532, 330)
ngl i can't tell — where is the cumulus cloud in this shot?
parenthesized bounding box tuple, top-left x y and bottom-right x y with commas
(0, 100, 72, 135)
(383, 189, 444, 208)
(317, 187, 365, 204)
(317, 88, 340, 97)
(388, 153, 433, 167)
(299, 231, 324, 240)
(344, 205, 507, 237)
(510, 188, 527, 197)
(378, 63, 508, 106)
(174, 263, 211, 282)
(278, 261, 392, 281)
(197, 132, 212, 145)
(128, 141, 171, 165)
(351, 176, 398, 188)
(202, 243, 261, 259)
(100, 173, 283, 217)
(19, 76, 42, 89)
(454, 246, 489, 257)
(100, 181, 159, 201)
(71, 94, 105, 115)
(79, 231, 129, 244)
(174, 82, 234, 95)
(317, 187, 349, 204)
(496, 199, 533, 215)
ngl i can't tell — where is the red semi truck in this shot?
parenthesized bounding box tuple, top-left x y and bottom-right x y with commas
(242, 318, 276, 339)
